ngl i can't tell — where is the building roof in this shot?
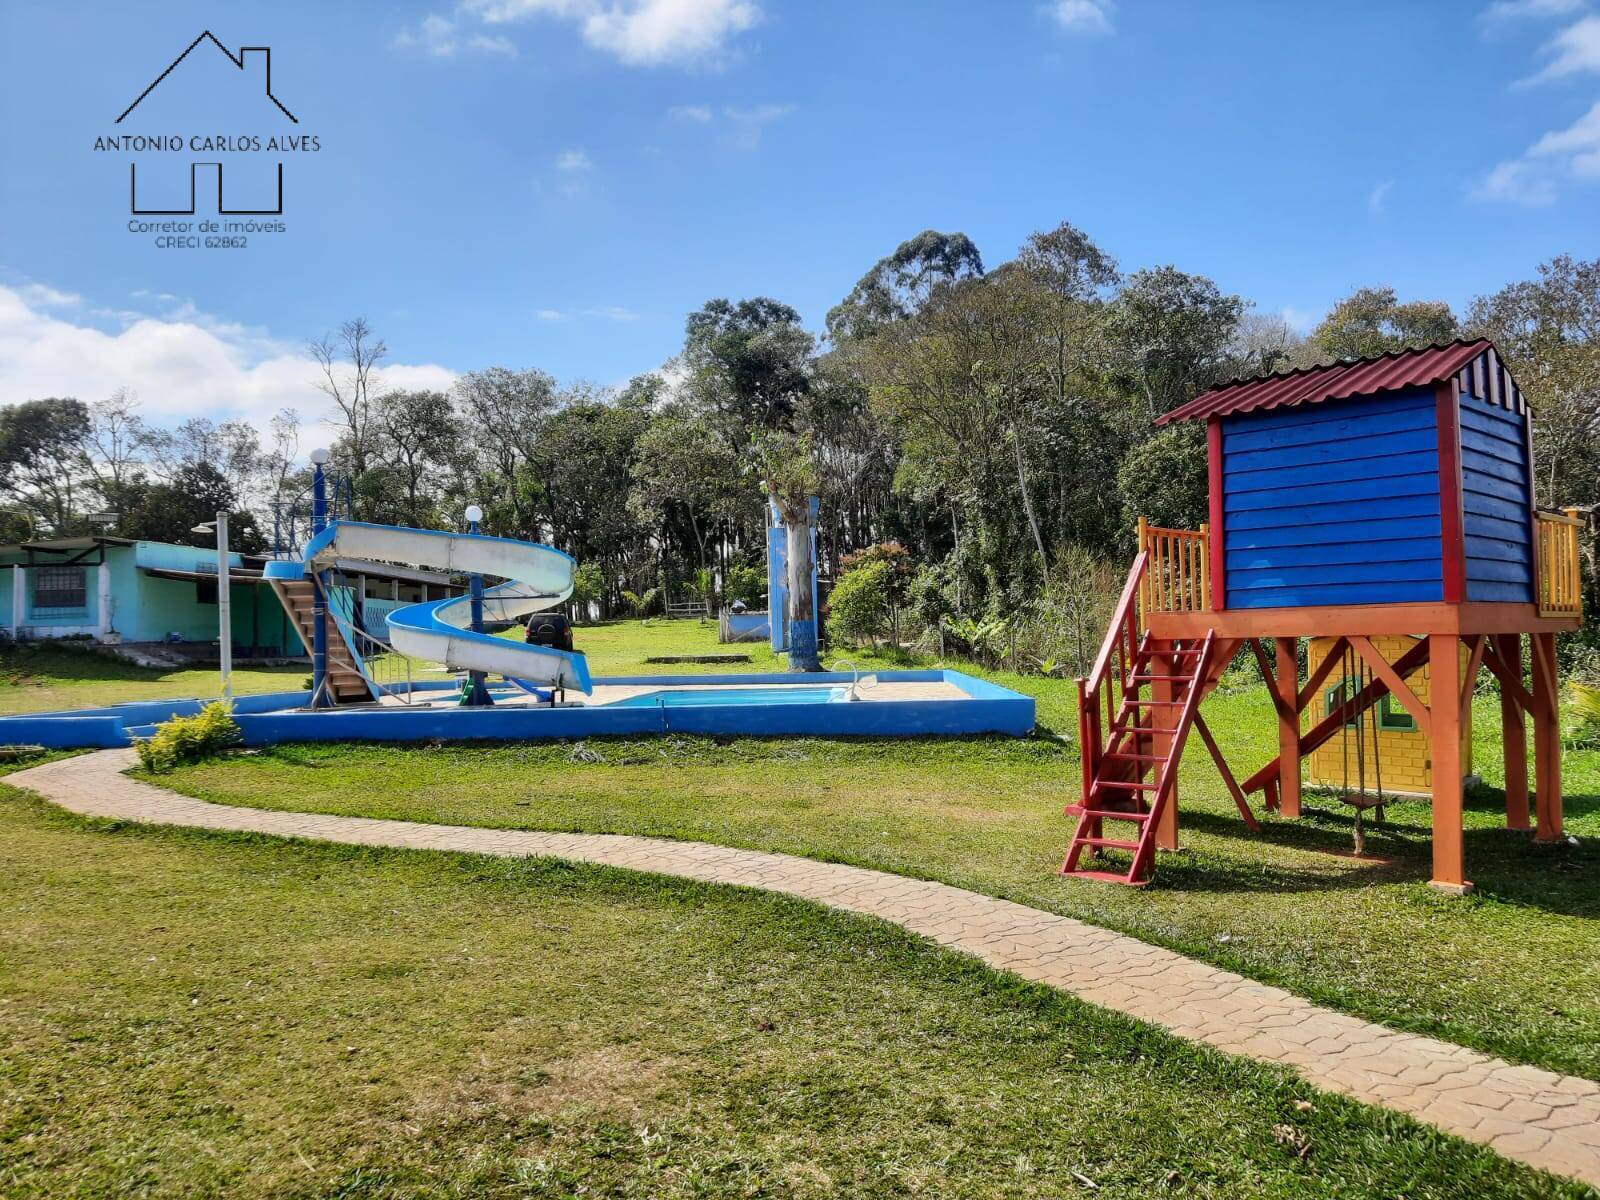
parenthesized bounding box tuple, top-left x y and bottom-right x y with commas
(1156, 339, 1526, 426)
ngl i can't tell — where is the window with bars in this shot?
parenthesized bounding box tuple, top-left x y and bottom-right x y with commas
(32, 565, 87, 612)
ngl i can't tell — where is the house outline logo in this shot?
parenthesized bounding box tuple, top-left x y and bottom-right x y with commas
(114, 31, 302, 217)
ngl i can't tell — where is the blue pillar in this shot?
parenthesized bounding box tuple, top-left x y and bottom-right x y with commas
(462, 509, 493, 707)
(310, 453, 331, 708)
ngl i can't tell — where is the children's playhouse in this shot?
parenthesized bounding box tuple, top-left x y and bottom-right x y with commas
(1065, 339, 1585, 893)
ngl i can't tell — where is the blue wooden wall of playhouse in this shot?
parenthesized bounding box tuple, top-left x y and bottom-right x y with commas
(1459, 391, 1534, 603)
(1219, 386, 1535, 609)
(1221, 389, 1445, 609)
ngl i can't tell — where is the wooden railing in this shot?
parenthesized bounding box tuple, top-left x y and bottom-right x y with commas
(1536, 508, 1584, 618)
(1137, 517, 1211, 616)
(1078, 550, 1148, 800)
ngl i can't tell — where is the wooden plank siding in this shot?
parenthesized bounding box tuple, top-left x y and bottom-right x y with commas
(1220, 389, 1445, 609)
(1458, 391, 1534, 603)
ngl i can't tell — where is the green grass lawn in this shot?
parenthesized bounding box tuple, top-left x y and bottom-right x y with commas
(152, 620, 1600, 1085)
(1, 789, 1585, 1200)
(0, 642, 305, 715)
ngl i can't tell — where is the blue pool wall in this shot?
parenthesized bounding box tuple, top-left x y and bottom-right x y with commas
(0, 671, 1035, 748)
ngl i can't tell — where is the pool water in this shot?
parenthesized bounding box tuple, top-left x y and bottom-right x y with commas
(607, 686, 848, 708)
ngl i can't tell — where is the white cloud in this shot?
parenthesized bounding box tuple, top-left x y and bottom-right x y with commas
(1481, 0, 1586, 22)
(668, 103, 714, 121)
(1475, 99, 1600, 202)
(392, 13, 517, 58)
(15, 283, 82, 309)
(1367, 180, 1393, 215)
(1047, 0, 1115, 35)
(535, 308, 566, 321)
(0, 284, 455, 444)
(1474, 157, 1561, 204)
(1530, 97, 1600, 173)
(461, 0, 760, 66)
(555, 148, 593, 172)
(1523, 13, 1600, 82)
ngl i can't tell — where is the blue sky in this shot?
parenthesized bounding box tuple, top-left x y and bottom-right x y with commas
(1, 0, 1596, 435)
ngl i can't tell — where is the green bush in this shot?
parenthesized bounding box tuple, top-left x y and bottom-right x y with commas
(135, 700, 241, 774)
(724, 563, 766, 608)
(826, 559, 892, 649)
(1567, 682, 1600, 750)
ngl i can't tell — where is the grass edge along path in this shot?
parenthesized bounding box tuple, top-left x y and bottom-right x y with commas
(11, 748, 1600, 1194)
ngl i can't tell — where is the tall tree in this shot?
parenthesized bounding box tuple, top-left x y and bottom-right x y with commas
(0, 398, 91, 534)
(1107, 266, 1246, 423)
(1310, 286, 1458, 362)
(684, 298, 815, 442)
(826, 229, 985, 343)
(310, 318, 387, 486)
(374, 389, 458, 528)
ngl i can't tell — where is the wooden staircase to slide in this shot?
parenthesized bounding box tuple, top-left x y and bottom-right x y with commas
(268, 577, 374, 704)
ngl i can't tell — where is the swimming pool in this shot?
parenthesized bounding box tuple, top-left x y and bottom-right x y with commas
(607, 685, 847, 708)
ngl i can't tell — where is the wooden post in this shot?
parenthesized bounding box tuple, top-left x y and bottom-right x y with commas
(1154, 645, 1179, 851)
(1531, 630, 1564, 843)
(1429, 633, 1470, 893)
(1494, 633, 1530, 831)
(1275, 637, 1301, 818)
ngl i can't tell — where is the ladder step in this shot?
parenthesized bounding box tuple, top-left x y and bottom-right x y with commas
(1130, 674, 1192, 683)
(1122, 699, 1185, 708)
(1096, 780, 1158, 791)
(1106, 752, 1167, 763)
(1066, 805, 1152, 823)
(1075, 836, 1141, 851)
(1060, 867, 1150, 887)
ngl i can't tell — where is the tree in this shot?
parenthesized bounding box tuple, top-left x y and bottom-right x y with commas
(311, 318, 387, 486)
(83, 389, 151, 514)
(627, 414, 746, 569)
(1115, 423, 1209, 535)
(121, 462, 265, 552)
(374, 389, 457, 528)
(826, 229, 984, 343)
(1310, 287, 1458, 362)
(756, 432, 823, 671)
(827, 558, 892, 649)
(450, 367, 558, 536)
(1107, 266, 1246, 423)
(0, 397, 91, 534)
(684, 298, 815, 442)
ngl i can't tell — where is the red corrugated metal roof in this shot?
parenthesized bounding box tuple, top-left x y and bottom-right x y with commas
(1157, 339, 1507, 426)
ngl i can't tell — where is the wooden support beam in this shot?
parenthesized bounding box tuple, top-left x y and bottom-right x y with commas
(1460, 634, 1488, 730)
(1429, 633, 1470, 894)
(1153, 643, 1180, 851)
(1297, 636, 1349, 713)
(1481, 636, 1536, 715)
(1240, 638, 1432, 794)
(1275, 637, 1301, 818)
(1193, 711, 1260, 832)
(1492, 633, 1530, 832)
(1349, 635, 1432, 734)
(1531, 631, 1564, 844)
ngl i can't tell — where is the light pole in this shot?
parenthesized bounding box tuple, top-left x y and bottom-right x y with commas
(191, 512, 232, 702)
(462, 504, 492, 706)
(308, 448, 331, 708)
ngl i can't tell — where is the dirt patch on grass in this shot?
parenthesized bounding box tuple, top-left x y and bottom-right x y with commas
(408, 1045, 676, 1130)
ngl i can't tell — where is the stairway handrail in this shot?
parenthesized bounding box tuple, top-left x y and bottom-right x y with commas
(1086, 551, 1148, 694)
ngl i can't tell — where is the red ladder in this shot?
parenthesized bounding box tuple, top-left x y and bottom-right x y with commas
(1063, 549, 1216, 885)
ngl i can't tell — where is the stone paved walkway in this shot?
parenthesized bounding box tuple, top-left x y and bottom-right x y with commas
(12, 749, 1600, 1190)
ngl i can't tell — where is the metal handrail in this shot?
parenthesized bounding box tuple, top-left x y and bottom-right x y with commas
(315, 573, 417, 704)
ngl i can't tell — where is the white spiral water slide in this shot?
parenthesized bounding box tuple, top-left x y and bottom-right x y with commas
(278, 521, 593, 695)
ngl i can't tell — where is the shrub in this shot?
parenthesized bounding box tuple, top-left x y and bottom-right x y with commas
(724, 563, 766, 608)
(827, 559, 892, 649)
(135, 701, 240, 774)
(1567, 682, 1600, 750)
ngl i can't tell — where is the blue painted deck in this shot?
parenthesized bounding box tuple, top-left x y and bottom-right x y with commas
(1220, 389, 1446, 609)
(0, 671, 1036, 748)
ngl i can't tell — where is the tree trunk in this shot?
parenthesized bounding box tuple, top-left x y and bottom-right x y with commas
(785, 514, 821, 671)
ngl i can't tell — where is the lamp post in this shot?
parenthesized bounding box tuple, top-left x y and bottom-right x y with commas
(309, 448, 331, 707)
(462, 504, 492, 706)
(191, 512, 232, 702)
